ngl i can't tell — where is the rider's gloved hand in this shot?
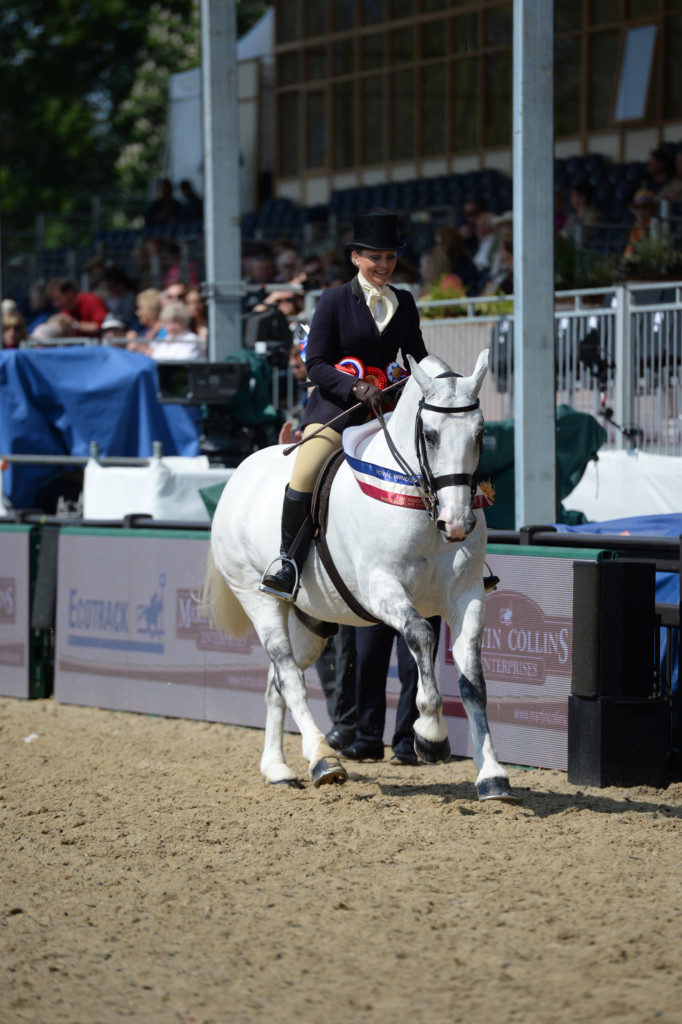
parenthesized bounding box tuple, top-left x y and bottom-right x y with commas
(351, 380, 382, 407)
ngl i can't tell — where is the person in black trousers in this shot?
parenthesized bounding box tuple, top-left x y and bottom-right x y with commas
(341, 616, 442, 765)
(314, 624, 357, 750)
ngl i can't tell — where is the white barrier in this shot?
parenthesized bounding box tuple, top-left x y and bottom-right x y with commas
(82, 456, 234, 522)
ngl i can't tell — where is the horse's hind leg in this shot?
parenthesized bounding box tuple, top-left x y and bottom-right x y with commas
(450, 594, 515, 802)
(261, 664, 298, 786)
(238, 591, 347, 788)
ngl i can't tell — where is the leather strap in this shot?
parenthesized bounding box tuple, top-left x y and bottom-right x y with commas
(311, 448, 380, 624)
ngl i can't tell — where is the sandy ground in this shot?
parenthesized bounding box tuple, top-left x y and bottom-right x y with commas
(1, 695, 681, 1024)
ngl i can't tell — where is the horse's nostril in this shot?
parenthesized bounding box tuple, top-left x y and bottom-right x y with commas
(436, 519, 447, 533)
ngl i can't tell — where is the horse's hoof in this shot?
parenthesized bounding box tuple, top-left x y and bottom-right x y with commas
(476, 776, 517, 802)
(311, 757, 348, 789)
(269, 778, 305, 789)
(414, 733, 451, 764)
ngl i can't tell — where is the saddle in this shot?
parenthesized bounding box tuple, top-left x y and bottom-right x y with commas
(289, 448, 378, 636)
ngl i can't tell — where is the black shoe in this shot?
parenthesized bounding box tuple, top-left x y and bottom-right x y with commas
(484, 574, 500, 593)
(340, 740, 384, 761)
(325, 728, 356, 751)
(260, 558, 298, 600)
(390, 749, 420, 766)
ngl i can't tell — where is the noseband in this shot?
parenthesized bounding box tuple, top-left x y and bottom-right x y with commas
(375, 371, 481, 522)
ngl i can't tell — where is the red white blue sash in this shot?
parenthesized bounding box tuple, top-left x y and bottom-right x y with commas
(342, 420, 493, 511)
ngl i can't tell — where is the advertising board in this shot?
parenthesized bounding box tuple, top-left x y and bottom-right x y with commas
(0, 525, 32, 698)
(53, 528, 333, 732)
(434, 544, 603, 770)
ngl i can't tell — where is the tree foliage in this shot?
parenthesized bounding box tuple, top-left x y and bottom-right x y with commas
(1, 1, 266, 233)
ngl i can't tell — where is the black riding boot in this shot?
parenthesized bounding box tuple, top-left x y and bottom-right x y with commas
(259, 487, 313, 600)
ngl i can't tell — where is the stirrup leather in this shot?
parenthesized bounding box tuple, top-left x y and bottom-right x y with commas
(259, 555, 300, 601)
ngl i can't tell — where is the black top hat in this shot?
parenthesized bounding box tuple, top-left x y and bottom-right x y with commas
(346, 212, 404, 251)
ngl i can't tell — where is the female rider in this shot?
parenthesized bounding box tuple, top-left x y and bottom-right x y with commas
(260, 212, 428, 600)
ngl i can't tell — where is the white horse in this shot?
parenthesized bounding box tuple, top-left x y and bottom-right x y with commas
(202, 351, 513, 801)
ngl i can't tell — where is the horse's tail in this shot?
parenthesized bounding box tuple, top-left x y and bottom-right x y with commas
(200, 549, 252, 639)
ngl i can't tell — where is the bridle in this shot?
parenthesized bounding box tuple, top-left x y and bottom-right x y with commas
(373, 371, 482, 522)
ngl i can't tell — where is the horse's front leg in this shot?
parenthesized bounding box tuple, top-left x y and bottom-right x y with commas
(372, 582, 450, 764)
(450, 591, 515, 801)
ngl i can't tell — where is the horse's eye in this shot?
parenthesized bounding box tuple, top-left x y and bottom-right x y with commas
(423, 429, 438, 446)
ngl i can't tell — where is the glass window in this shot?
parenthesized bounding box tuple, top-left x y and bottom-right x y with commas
(452, 12, 478, 53)
(555, 35, 581, 136)
(362, 31, 385, 71)
(362, 0, 385, 25)
(422, 62, 446, 156)
(422, 0, 447, 11)
(278, 52, 299, 87)
(306, 91, 326, 170)
(306, 45, 327, 81)
(277, 1, 300, 44)
(305, 91, 323, 168)
(485, 4, 513, 47)
(422, 18, 447, 59)
(591, 0, 623, 24)
(362, 74, 385, 163)
(452, 56, 478, 151)
(333, 0, 355, 32)
(278, 93, 299, 177)
(588, 29, 621, 128)
(304, 1, 326, 37)
(664, 15, 682, 117)
(333, 38, 355, 76)
(629, 0, 660, 15)
(484, 49, 512, 147)
(333, 81, 355, 168)
(391, 69, 415, 159)
(556, 0, 582, 32)
(390, 0, 417, 17)
(391, 25, 416, 63)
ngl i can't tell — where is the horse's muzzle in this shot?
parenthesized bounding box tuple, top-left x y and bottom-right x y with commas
(436, 510, 476, 542)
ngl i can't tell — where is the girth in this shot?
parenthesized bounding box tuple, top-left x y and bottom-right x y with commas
(310, 448, 379, 624)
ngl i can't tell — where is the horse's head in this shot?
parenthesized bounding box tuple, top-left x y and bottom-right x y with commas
(406, 350, 488, 542)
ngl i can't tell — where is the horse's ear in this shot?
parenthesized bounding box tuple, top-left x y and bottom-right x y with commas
(469, 348, 489, 397)
(406, 355, 437, 399)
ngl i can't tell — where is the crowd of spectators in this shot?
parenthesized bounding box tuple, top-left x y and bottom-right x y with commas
(4, 146, 682, 355)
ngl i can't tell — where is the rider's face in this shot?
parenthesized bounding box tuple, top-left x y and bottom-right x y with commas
(352, 249, 397, 288)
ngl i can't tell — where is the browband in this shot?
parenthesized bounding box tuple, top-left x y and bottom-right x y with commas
(420, 399, 480, 414)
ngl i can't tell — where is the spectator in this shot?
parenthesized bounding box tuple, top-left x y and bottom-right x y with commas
(562, 181, 601, 244)
(646, 147, 675, 198)
(101, 313, 128, 345)
(144, 177, 182, 229)
(162, 241, 198, 288)
(471, 211, 498, 284)
(458, 199, 484, 258)
(315, 625, 357, 751)
(432, 226, 478, 294)
(125, 288, 164, 342)
(274, 248, 302, 283)
(101, 265, 137, 327)
(2, 310, 27, 349)
(47, 277, 107, 337)
(146, 302, 205, 361)
(300, 253, 324, 290)
(622, 189, 660, 262)
(29, 314, 73, 343)
(161, 281, 188, 307)
(185, 288, 208, 341)
(481, 237, 514, 296)
(178, 179, 203, 222)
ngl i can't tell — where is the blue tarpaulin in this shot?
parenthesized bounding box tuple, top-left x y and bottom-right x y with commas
(0, 347, 200, 509)
(556, 513, 680, 705)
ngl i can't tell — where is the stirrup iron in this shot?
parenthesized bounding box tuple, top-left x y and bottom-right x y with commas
(259, 556, 300, 601)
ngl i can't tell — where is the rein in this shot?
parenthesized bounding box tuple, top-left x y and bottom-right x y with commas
(374, 371, 481, 521)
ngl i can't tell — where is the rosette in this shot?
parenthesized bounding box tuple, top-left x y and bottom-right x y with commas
(364, 366, 389, 390)
(385, 361, 408, 384)
(335, 357, 365, 378)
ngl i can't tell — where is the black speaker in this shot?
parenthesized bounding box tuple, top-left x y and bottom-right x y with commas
(568, 695, 669, 788)
(571, 560, 656, 700)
